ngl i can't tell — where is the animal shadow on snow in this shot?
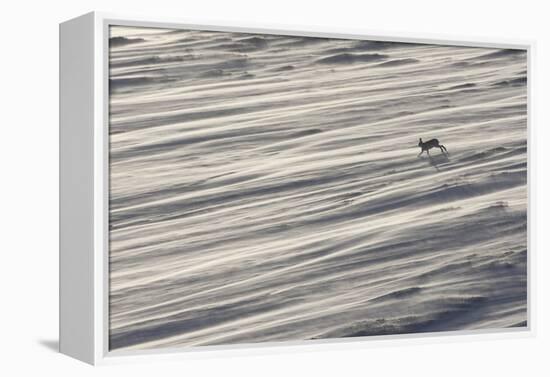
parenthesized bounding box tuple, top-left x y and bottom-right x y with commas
(421, 153, 450, 171)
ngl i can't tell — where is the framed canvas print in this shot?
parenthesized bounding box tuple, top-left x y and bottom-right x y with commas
(60, 12, 533, 365)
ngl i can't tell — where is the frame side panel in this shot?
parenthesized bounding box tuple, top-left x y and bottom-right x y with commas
(59, 12, 95, 365)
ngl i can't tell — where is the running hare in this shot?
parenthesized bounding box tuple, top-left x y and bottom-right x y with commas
(418, 138, 447, 156)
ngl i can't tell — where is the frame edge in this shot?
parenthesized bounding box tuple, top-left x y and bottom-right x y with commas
(59, 11, 97, 365)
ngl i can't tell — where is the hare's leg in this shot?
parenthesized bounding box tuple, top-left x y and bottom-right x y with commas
(440, 144, 447, 153)
(417, 149, 424, 157)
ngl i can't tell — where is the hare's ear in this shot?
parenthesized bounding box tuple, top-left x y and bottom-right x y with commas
(419, 138, 422, 142)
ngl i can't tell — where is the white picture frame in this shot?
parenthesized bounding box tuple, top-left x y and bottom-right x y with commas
(60, 11, 534, 365)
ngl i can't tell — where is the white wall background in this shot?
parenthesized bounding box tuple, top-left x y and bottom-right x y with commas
(1, 0, 548, 375)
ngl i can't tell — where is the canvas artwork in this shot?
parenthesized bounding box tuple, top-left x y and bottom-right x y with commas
(108, 25, 527, 351)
